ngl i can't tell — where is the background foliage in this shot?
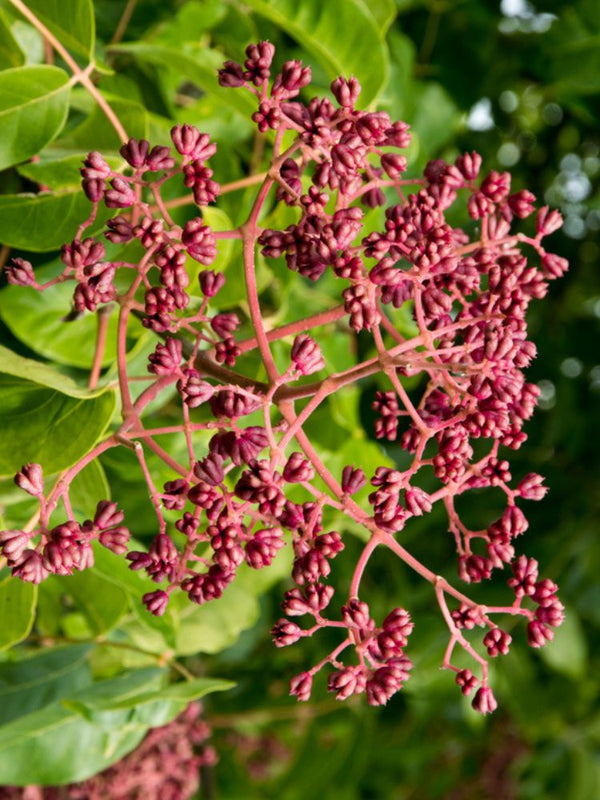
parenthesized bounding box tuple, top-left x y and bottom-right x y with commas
(0, 0, 598, 797)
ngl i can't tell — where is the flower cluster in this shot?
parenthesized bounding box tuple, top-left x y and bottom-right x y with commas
(2, 41, 568, 714)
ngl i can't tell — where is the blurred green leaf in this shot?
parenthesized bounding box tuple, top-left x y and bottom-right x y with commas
(91, 543, 179, 651)
(0, 8, 24, 68)
(0, 667, 168, 786)
(55, 94, 148, 152)
(55, 569, 129, 637)
(0, 65, 70, 170)
(539, 609, 588, 680)
(74, 676, 234, 712)
(22, 0, 95, 63)
(107, 42, 257, 120)
(411, 82, 460, 157)
(360, 0, 396, 34)
(0, 577, 37, 650)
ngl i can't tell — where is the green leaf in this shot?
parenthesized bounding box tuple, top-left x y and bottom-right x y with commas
(0, 344, 116, 397)
(171, 550, 291, 656)
(55, 569, 129, 637)
(56, 94, 148, 153)
(0, 577, 37, 650)
(0, 8, 24, 68)
(0, 279, 119, 369)
(203, 205, 236, 274)
(0, 667, 171, 786)
(22, 0, 95, 63)
(73, 676, 234, 713)
(358, 0, 396, 34)
(152, 0, 228, 43)
(69, 458, 111, 516)
(0, 644, 92, 726)
(0, 189, 112, 252)
(241, 0, 390, 104)
(0, 372, 116, 477)
(91, 543, 179, 650)
(411, 82, 460, 157)
(107, 42, 258, 120)
(539, 609, 588, 680)
(0, 65, 70, 170)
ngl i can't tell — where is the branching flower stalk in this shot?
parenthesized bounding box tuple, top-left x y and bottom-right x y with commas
(1, 42, 568, 714)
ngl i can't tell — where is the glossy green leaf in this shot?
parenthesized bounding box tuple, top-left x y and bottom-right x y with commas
(22, 0, 95, 63)
(0, 8, 24, 68)
(0, 189, 111, 252)
(0, 65, 70, 170)
(0, 667, 170, 786)
(0, 374, 116, 476)
(241, 0, 390, 104)
(1, 279, 119, 369)
(0, 577, 37, 650)
(0, 644, 91, 726)
(0, 344, 116, 396)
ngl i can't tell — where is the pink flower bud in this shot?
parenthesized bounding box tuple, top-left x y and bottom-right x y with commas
(291, 334, 325, 375)
(537, 206, 563, 236)
(271, 619, 303, 647)
(483, 627, 512, 657)
(456, 669, 478, 696)
(6, 258, 36, 287)
(472, 685, 498, 714)
(290, 671, 313, 702)
(518, 473, 548, 501)
(14, 463, 43, 496)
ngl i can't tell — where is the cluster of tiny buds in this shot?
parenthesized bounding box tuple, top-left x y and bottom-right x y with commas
(1, 702, 215, 799)
(1, 40, 568, 715)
